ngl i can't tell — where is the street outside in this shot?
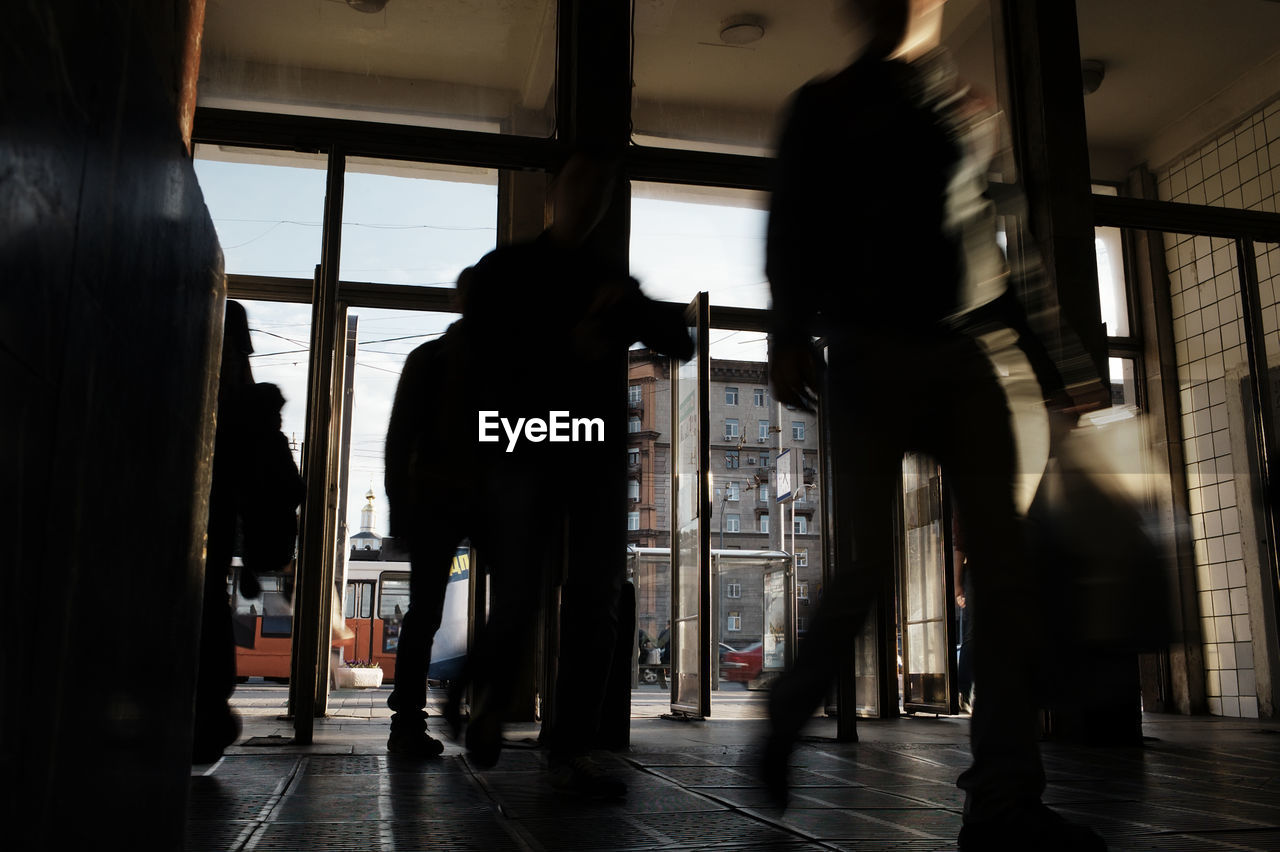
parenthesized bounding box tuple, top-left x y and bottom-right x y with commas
(230, 678, 773, 721)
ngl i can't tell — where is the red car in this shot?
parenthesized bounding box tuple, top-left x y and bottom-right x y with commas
(719, 642, 763, 683)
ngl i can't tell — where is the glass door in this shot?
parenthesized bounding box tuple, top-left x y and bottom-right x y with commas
(669, 292, 710, 717)
(898, 452, 956, 713)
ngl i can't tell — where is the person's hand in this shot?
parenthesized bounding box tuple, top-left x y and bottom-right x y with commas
(769, 337, 822, 413)
(955, 593, 966, 609)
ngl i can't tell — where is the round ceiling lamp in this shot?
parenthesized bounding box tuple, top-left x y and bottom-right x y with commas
(345, 0, 388, 12)
(720, 14, 766, 46)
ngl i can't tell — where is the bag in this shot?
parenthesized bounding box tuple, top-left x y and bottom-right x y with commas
(1025, 408, 1174, 653)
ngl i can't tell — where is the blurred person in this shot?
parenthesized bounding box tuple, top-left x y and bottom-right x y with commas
(762, 1, 1106, 849)
(194, 300, 304, 764)
(383, 149, 692, 795)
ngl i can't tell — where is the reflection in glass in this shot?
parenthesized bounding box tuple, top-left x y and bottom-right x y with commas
(900, 453, 951, 710)
(1096, 225, 1130, 337)
(1108, 357, 1139, 407)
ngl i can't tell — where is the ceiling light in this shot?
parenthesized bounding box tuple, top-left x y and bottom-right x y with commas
(720, 15, 766, 46)
(345, 0, 388, 12)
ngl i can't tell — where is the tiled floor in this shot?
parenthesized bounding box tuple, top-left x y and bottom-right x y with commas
(186, 685, 1280, 851)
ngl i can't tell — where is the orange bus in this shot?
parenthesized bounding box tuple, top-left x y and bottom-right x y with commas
(231, 547, 470, 684)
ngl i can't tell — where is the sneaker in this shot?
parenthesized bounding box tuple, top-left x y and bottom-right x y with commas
(547, 753, 628, 799)
(958, 803, 1107, 851)
(387, 729, 445, 758)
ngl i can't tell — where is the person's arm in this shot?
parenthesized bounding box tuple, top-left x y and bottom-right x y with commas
(765, 87, 826, 412)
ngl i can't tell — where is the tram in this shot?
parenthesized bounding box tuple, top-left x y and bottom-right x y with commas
(231, 547, 470, 683)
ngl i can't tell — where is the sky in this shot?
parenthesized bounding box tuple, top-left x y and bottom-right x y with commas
(193, 151, 773, 542)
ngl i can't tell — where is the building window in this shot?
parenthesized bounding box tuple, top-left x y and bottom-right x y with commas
(794, 516, 807, 534)
(727, 612, 742, 632)
(726, 481, 740, 501)
(627, 512, 640, 531)
(796, 548, 808, 567)
(725, 386, 739, 405)
(797, 616, 809, 632)
(725, 449, 740, 469)
(627, 479, 640, 501)
(754, 387, 766, 406)
(792, 421, 805, 441)
(796, 580, 809, 599)
(758, 419, 769, 441)
(726, 513, 740, 533)
(628, 384, 643, 406)
(725, 418, 739, 439)
(759, 513, 769, 533)
(759, 451, 769, 467)
(629, 415, 642, 433)
(759, 484, 769, 502)
(627, 448, 640, 466)
(725, 582, 741, 599)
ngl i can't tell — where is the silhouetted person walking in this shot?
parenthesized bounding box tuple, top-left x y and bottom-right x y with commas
(194, 300, 304, 763)
(763, 2, 1105, 850)
(382, 150, 691, 793)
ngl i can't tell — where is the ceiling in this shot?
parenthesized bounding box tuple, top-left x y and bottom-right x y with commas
(199, 0, 1280, 172)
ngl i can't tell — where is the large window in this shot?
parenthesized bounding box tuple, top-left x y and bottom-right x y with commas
(341, 159, 498, 286)
(630, 183, 770, 319)
(193, 146, 327, 280)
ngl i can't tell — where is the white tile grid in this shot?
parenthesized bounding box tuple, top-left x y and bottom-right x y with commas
(1156, 97, 1280, 719)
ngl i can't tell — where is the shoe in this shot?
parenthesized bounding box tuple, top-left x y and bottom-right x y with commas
(958, 803, 1107, 851)
(387, 729, 445, 758)
(547, 753, 628, 800)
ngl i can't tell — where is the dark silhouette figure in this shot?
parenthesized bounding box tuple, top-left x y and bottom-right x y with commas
(383, 150, 693, 793)
(383, 321, 472, 758)
(194, 300, 304, 763)
(762, 2, 1105, 850)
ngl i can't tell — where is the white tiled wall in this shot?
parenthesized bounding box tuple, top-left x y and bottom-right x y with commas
(1156, 97, 1280, 718)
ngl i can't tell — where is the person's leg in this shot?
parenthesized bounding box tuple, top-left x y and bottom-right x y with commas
(544, 497, 629, 796)
(461, 467, 553, 767)
(763, 360, 902, 803)
(386, 520, 458, 757)
(934, 339, 1103, 850)
(193, 557, 240, 763)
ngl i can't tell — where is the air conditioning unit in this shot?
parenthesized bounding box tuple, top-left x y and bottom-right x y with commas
(724, 434, 735, 442)
(757, 437, 767, 443)
(747, 458, 756, 465)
